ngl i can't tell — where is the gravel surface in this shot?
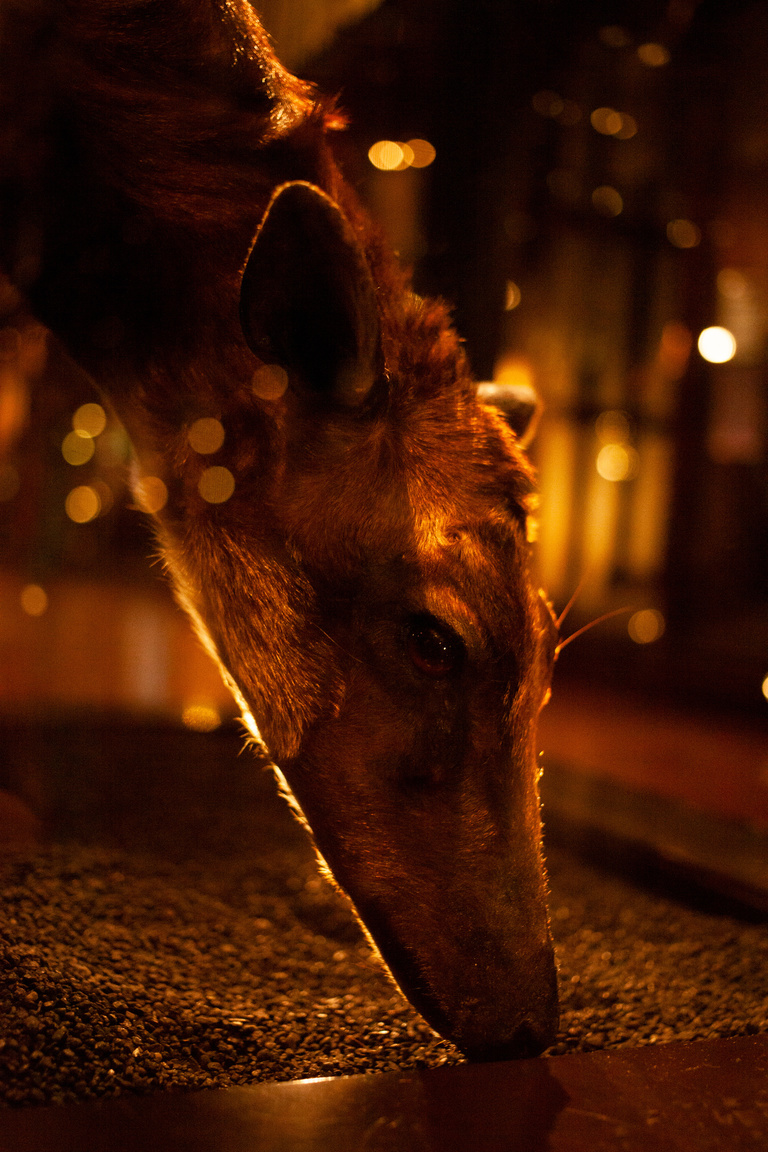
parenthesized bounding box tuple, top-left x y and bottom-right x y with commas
(0, 721, 766, 1107)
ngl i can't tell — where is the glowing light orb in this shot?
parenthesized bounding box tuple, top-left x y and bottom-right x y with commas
(638, 42, 670, 67)
(762, 675, 768, 702)
(406, 138, 436, 168)
(368, 139, 435, 171)
(504, 281, 522, 310)
(198, 466, 235, 504)
(628, 609, 665, 644)
(73, 402, 107, 437)
(697, 326, 736, 363)
(61, 429, 95, 466)
(592, 185, 623, 217)
(182, 704, 222, 732)
(591, 107, 623, 136)
(20, 584, 48, 617)
(188, 417, 225, 455)
(368, 141, 406, 171)
(134, 475, 168, 514)
(614, 113, 638, 140)
(596, 410, 631, 445)
(65, 485, 101, 523)
(667, 219, 701, 249)
(252, 364, 289, 400)
(596, 443, 638, 481)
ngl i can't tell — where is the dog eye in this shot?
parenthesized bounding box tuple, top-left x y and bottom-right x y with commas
(406, 616, 464, 678)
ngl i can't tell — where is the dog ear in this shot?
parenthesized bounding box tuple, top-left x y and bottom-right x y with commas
(240, 182, 382, 408)
(476, 381, 542, 447)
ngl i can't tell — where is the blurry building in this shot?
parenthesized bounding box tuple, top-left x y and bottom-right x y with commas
(0, 0, 766, 719)
(308, 0, 768, 714)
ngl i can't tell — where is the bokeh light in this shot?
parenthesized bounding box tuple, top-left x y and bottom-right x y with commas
(198, 466, 235, 504)
(592, 185, 623, 217)
(181, 703, 222, 732)
(504, 281, 522, 310)
(591, 107, 623, 136)
(252, 363, 289, 400)
(92, 480, 114, 516)
(134, 475, 168, 515)
(697, 326, 737, 363)
(188, 417, 225, 455)
(762, 675, 768, 703)
(599, 25, 631, 48)
(61, 430, 95, 466)
(65, 485, 101, 523)
(596, 410, 631, 445)
(406, 138, 436, 168)
(368, 141, 406, 171)
(596, 443, 639, 482)
(667, 219, 701, 249)
(628, 609, 666, 644)
(20, 584, 48, 617)
(368, 139, 435, 171)
(614, 113, 638, 140)
(638, 42, 670, 66)
(73, 402, 107, 437)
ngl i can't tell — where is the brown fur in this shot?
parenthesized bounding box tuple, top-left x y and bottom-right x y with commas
(0, 0, 558, 1059)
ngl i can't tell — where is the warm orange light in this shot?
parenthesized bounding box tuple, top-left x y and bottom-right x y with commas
(667, 219, 701, 249)
(134, 475, 168, 514)
(181, 703, 222, 732)
(368, 138, 435, 171)
(599, 25, 630, 48)
(504, 281, 522, 310)
(628, 609, 665, 644)
(92, 480, 114, 516)
(406, 138, 436, 168)
(188, 417, 225, 455)
(368, 141, 405, 171)
(596, 443, 638, 482)
(697, 326, 736, 363)
(591, 107, 623, 136)
(493, 356, 534, 392)
(252, 364, 289, 400)
(614, 113, 638, 140)
(762, 675, 768, 702)
(638, 42, 670, 66)
(62, 429, 95, 466)
(596, 410, 630, 445)
(65, 484, 101, 523)
(592, 185, 623, 216)
(20, 584, 48, 617)
(590, 108, 636, 139)
(198, 466, 235, 504)
(73, 402, 107, 437)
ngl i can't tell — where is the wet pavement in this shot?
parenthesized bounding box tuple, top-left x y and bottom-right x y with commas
(0, 1034, 765, 1151)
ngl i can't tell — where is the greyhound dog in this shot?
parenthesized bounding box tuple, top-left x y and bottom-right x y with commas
(0, 0, 558, 1059)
